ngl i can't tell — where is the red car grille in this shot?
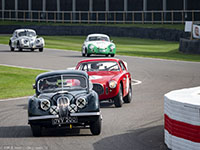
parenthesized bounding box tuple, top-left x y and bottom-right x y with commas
(93, 83, 104, 95)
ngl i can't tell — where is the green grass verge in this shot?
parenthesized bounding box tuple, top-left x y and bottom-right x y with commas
(0, 20, 184, 30)
(1, 35, 200, 62)
(0, 65, 46, 99)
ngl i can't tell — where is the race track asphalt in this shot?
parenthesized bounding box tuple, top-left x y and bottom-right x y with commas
(0, 45, 200, 150)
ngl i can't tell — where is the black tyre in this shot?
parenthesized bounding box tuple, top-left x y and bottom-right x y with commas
(90, 116, 102, 135)
(124, 83, 132, 103)
(82, 48, 86, 57)
(31, 125, 42, 137)
(85, 49, 91, 57)
(31, 48, 34, 52)
(39, 48, 43, 52)
(17, 41, 22, 51)
(9, 41, 14, 51)
(113, 84, 123, 107)
(106, 54, 109, 57)
(111, 54, 115, 57)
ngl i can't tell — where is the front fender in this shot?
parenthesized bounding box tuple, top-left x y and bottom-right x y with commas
(79, 91, 100, 112)
(28, 96, 49, 116)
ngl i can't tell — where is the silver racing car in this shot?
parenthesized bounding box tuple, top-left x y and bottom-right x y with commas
(9, 29, 45, 52)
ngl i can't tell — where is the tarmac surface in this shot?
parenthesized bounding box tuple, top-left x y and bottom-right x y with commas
(0, 45, 200, 150)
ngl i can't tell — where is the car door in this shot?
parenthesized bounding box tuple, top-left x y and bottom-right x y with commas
(119, 61, 129, 97)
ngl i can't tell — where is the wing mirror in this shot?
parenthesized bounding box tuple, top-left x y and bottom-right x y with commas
(111, 40, 114, 43)
(32, 84, 36, 89)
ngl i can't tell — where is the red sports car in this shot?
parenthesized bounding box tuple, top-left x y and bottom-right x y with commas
(75, 58, 132, 107)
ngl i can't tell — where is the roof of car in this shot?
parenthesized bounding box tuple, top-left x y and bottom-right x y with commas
(14, 29, 36, 33)
(87, 34, 109, 38)
(35, 70, 89, 81)
(78, 58, 121, 64)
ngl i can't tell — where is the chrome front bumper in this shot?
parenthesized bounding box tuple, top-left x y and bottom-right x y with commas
(28, 112, 101, 121)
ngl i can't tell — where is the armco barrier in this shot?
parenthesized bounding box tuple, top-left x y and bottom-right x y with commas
(0, 25, 189, 41)
(164, 87, 200, 150)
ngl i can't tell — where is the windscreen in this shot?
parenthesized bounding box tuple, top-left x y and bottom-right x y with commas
(88, 36, 109, 42)
(38, 75, 87, 93)
(18, 31, 36, 37)
(78, 61, 120, 72)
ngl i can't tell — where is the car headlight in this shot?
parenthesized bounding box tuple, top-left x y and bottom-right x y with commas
(110, 45, 115, 50)
(109, 80, 117, 89)
(50, 105, 59, 115)
(76, 97, 87, 109)
(89, 45, 95, 50)
(22, 39, 28, 44)
(68, 104, 78, 113)
(40, 99, 51, 111)
(36, 39, 41, 44)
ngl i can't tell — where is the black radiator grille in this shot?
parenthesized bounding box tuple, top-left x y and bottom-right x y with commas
(93, 83, 104, 95)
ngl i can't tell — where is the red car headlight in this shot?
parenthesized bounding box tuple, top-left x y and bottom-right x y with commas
(109, 80, 117, 89)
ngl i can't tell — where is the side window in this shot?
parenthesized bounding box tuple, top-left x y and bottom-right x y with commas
(119, 61, 126, 71)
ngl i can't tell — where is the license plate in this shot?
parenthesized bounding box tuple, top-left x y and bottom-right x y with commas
(99, 49, 106, 52)
(52, 116, 78, 125)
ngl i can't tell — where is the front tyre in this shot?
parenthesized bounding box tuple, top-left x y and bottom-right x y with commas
(124, 83, 132, 103)
(31, 125, 42, 137)
(9, 41, 14, 51)
(110, 54, 115, 57)
(17, 41, 22, 51)
(90, 116, 102, 135)
(113, 84, 123, 107)
(39, 48, 43, 52)
(82, 48, 86, 57)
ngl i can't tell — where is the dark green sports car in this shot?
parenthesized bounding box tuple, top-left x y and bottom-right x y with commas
(28, 70, 102, 136)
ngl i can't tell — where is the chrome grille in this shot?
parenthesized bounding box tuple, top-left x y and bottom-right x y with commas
(57, 96, 70, 117)
(93, 83, 104, 95)
(57, 96, 69, 107)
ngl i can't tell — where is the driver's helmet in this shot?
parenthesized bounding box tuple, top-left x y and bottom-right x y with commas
(91, 63, 99, 70)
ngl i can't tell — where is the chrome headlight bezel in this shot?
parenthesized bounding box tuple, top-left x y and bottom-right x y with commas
(68, 104, 78, 113)
(40, 99, 51, 111)
(36, 39, 41, 44)
(89, 45, 95, 50)
(50, 105, 59, 115)
(76, 97, 87, 109)
(109, 80, 117, 89)
(22, 39, 28, 44)
(110, 45, 115, 50)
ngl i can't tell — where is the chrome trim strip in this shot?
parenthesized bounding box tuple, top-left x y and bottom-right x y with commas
(28, 115, 59, 120)
(70, 112, 101, 117)
(28, 112, 101, 120)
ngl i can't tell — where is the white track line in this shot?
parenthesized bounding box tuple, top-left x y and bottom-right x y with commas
(132, 79, 142, 85)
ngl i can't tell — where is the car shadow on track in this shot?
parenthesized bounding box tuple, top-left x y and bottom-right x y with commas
(100, 101, 115, 108)
(93, 125, 169, 150)
(0, 126, 92, 138)
(0, 126, 32, 138)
